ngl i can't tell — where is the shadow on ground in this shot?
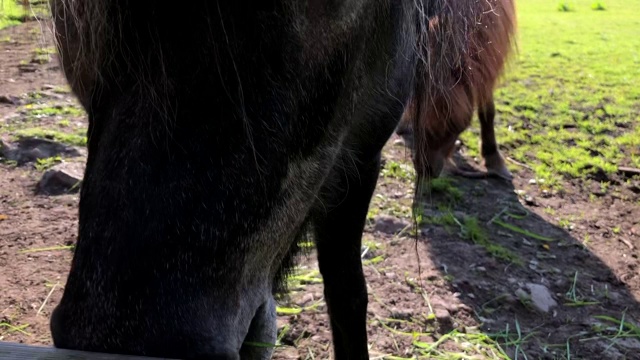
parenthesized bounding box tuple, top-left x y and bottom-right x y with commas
(411, 154, 640, 359)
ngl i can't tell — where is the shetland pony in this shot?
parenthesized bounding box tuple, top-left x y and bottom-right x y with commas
(399, 0, 517, 183)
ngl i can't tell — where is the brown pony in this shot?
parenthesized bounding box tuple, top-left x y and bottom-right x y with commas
(399, 0, 518, 183)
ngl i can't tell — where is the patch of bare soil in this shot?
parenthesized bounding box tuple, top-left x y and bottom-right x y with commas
(1, 20, 78, 345)
(1, 21, 640, 360)
(275, 143, 640, 359)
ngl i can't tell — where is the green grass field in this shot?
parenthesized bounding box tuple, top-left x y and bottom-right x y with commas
(461, 0, 640, 189)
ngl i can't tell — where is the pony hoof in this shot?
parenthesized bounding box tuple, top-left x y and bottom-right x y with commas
(487, 166, 513, 181)
(446, 166, 489, 179)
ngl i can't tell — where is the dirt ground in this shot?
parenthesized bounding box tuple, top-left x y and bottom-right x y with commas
(1, 21, 640, 359)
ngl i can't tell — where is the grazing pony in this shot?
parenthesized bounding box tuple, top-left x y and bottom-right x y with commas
(48, 0, 485, 359)
(398, 0, 517, 182)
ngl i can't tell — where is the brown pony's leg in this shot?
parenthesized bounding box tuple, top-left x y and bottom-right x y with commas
(442, 137, 490, 179)
(478, 95, 512, 180)
(441, 112, 489, 179)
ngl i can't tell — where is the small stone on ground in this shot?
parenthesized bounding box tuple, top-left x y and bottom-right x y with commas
(37, 161, 84, 195)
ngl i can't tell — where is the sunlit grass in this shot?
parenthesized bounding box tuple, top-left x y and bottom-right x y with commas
(459, 0, 640, 187)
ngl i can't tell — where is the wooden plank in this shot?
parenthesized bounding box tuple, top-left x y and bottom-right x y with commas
(0, 341, 177, 359)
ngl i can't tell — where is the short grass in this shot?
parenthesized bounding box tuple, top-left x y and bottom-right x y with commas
(459, 0, 640, 188)
(22, 103, 84, 118)
(14, 127, 87, 147)
(0, 0, 49, 29)
(0, 0, 25, 29)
